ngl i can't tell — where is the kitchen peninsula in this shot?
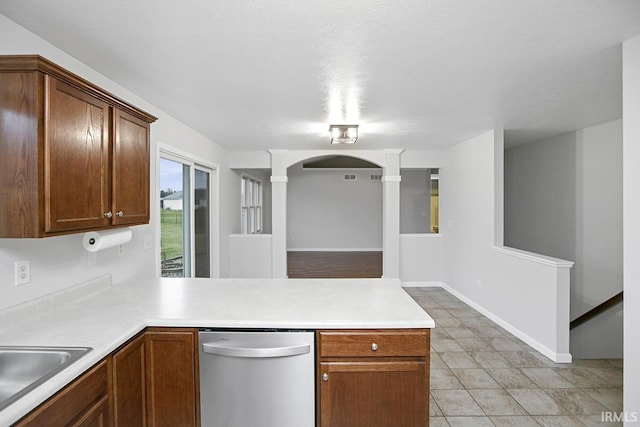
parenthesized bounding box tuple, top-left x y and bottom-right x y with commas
(0, 276, 434, 426)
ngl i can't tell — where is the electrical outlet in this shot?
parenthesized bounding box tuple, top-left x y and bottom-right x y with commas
(477, 280, 482, 290)
(118, 244, 125, 256)
(15, 260, 31, 286)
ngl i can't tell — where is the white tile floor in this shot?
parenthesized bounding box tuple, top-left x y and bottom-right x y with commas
(405, 287, 623, 427)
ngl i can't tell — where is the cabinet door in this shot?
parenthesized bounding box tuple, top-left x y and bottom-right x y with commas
(319, 361, 427, 427)
(145, 328, 199, 427)
(45, 75, 111, 233)
(112, 108, 150, 226)
(112, 333, 146, 426)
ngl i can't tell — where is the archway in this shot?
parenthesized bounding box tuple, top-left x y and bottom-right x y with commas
(286, 155, 383, 278)
(269, 149, 402, 279)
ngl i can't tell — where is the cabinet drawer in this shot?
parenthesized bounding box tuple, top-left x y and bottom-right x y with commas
(15, 360, 109, 426)
(318, 330, 429, 358)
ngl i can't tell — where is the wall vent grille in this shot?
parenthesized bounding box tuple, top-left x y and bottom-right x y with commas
(370, 174, 382, 181)
(343, 174, 357, 181)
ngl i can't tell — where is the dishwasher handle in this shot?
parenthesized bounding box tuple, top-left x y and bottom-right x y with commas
(202, 342, 311, 358)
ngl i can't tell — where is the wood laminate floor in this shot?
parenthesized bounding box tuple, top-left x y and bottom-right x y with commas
(287, 251, 382, 278)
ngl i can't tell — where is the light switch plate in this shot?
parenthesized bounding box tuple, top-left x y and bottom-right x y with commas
(144, 235, 153, 250)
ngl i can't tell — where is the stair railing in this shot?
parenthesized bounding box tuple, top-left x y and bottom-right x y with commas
(570, 291, 623, 330)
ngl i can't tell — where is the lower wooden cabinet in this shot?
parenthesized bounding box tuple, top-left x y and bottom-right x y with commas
(145, 328, 199, 427)
(17, 328, 199, 427)
(15, 327, 429, 427)
(73, 396, 111, 427)
(111, 328, 199, 427)
(14, 360, 110, 427)
(317, 329, 430, 427)
(112, 332, 147, 426)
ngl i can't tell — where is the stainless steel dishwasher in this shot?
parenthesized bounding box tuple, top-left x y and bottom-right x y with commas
(199, 329, 315, 427)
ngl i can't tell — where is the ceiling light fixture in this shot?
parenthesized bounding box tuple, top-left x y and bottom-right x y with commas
(329, 124, 359, 144)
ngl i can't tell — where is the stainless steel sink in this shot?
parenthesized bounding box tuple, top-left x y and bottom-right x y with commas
(0, 346, 92, 411)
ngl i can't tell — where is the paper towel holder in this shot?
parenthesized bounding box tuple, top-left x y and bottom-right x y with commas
(82, 228, 132, 252)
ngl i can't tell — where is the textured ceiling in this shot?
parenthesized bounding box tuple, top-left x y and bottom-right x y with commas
(1, 0, 639, 150)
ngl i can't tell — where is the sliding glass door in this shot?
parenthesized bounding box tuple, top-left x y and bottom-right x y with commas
(194, 169, 210, 277)
(160, 153, 214, 278)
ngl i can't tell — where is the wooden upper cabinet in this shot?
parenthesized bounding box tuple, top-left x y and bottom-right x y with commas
(45, 76, 111, 232)
(113, 109, 150, 226)
(0, 55, 156, 238)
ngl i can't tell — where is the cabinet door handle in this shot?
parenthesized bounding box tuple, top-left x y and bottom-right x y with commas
(371, 342, 378, 351)
(104, 211, 113, 218)
(322, 373, 329, 382)
(116, 211, 124, 217)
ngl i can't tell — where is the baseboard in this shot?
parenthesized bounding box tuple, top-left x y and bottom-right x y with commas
(403, 280, 572, 364)
(287, 248, 383, 252)
(439, 283, 572, 364)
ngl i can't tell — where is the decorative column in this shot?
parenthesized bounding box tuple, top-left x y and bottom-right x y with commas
(270, 150, 289, 278)
(382, 149, 403, 278)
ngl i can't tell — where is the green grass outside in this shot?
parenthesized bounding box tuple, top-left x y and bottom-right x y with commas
(160, 209, 183, 260)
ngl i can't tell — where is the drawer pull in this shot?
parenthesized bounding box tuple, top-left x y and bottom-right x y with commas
(322, 373, 329, 382)
(371, 343, 378, 351)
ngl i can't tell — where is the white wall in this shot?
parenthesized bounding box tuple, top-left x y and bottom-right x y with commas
(229, 234, 272, 278)
(228, 150, 270, 169)
(287, 163, 383, 250)
(398, 151, 444, 284)
(0, 13, 234, 310)
(441, 131, 572, 362)
(573, 121, 623, 359)
(400, 150, 444, 169)
(570, 302, 623, 359)
(623, 34, 640, 418)
(576, 120, 623, 309)
(399, 235, 443, 283)
(505, 133, 577, 266)
(504, 120, 623, 358)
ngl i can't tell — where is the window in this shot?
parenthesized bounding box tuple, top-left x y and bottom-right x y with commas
(160, 151, 215, 277)
(399, 168, 439, 234)
(241, 174, 263, 234)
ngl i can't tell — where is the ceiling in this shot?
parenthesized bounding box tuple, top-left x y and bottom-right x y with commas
(1, 0, 639, 150)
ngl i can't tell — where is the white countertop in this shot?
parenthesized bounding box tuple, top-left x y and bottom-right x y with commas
(0, 277, 434, 425)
